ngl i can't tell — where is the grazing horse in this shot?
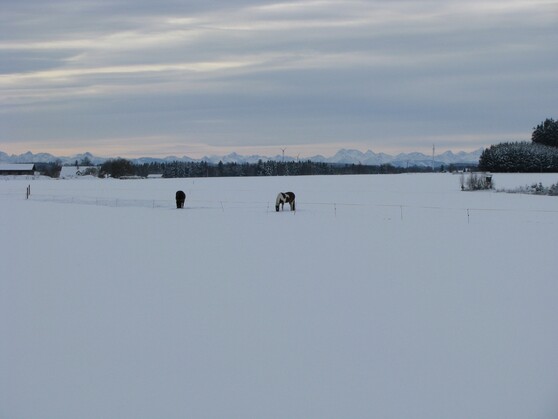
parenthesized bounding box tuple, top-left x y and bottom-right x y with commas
(175, 190, 186, 208)
(276, 192, 295, 212)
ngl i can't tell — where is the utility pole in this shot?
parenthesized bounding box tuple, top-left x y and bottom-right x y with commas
(277, 148, 286, 176)
(432, 144, 435, 170)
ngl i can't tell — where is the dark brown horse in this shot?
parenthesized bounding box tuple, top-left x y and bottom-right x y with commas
(276, 192, 295, 212)
(176, 190, 186, 208)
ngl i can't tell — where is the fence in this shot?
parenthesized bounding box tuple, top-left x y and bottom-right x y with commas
(23, 192, 558, 225)
(27, 194, 171, 208)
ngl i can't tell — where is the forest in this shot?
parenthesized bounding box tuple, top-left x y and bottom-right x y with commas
(479, 118, 558, 172)
(97, 159, 474, 179)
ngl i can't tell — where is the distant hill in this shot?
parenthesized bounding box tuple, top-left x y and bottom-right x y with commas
(0, 148, 482, 168)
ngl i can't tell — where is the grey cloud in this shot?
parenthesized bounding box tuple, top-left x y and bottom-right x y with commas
(1, 0, 557, 156)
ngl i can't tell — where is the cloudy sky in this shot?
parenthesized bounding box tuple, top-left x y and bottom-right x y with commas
(1, 0, 557, 158)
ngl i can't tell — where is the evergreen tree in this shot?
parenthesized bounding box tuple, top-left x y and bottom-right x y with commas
(532, 118, 558, 148)
(479, 141, 558, 172)
(100, 158, 135, 178)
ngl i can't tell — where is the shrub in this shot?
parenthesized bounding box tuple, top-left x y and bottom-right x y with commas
(461, 172, 493, 191)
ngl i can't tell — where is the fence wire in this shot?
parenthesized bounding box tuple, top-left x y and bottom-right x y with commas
(21, 192, 558, 225)
(29, 194, 173, 209)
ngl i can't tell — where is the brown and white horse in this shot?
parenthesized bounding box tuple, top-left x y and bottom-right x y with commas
(276, 192, 295, 212)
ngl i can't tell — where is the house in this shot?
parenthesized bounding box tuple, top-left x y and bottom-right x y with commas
(59, 166, 96, 179)
(0, 164, 36, 176)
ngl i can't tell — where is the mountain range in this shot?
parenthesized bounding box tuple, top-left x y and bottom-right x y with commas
(0, 148, 482, 168)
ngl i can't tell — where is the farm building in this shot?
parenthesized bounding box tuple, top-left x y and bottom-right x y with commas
(0, 164, 36, 176)
(59, 166, 97, 179)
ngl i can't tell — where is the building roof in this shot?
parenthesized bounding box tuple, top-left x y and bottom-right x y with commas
(0, 164, 36, 171)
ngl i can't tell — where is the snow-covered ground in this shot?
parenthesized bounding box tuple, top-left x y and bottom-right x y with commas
(1, 173, 557, 419)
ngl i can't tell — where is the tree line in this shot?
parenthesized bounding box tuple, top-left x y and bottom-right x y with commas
(95, 158, 462, 179)
(101, 159, 407, 178)
(32, 157, 475, 178)
(479, 118, 558, 172)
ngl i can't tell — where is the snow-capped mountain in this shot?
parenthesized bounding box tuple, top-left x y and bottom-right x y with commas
(201, 152, 274, 165)
(311, 148, 482, 167)
(0, 148, 483, 167)
(1, 151, 60, 164)
(328, 149, 401, 166)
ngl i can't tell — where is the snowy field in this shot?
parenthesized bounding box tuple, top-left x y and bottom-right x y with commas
(1, 173, 558, 419)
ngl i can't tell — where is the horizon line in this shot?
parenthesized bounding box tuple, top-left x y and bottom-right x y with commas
(1, 145, 486, 161)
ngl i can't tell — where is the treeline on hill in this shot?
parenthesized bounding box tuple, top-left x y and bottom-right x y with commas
(95, 158, 466, 179)
(479, 118, 558, 172)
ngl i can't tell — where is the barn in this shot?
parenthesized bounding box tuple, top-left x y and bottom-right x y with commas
(0, 164, 36, 176)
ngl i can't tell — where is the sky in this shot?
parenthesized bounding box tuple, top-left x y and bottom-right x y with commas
(1, 0, 557, 159)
